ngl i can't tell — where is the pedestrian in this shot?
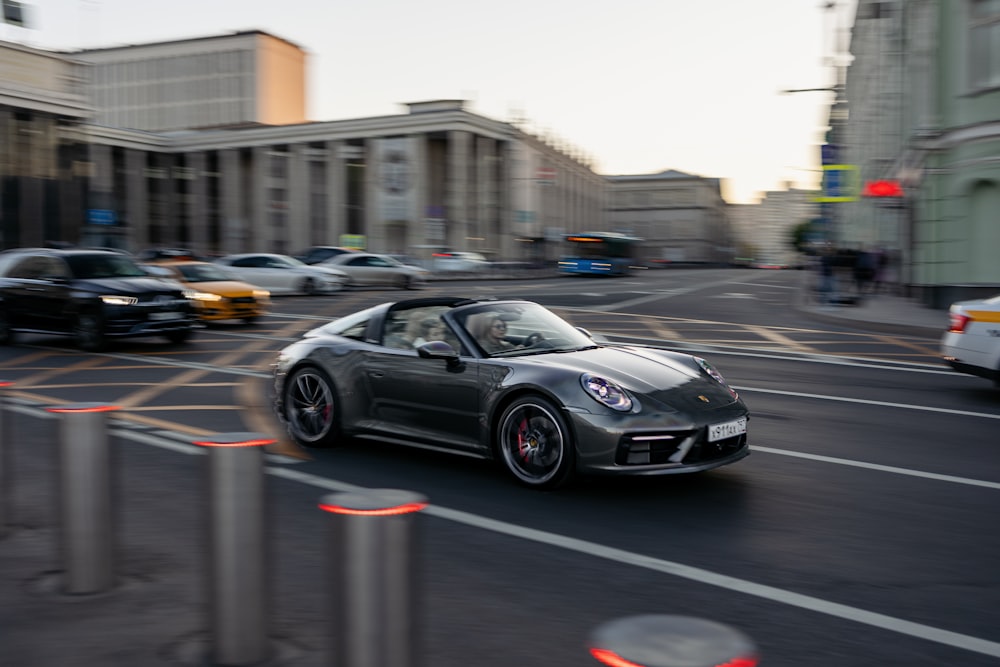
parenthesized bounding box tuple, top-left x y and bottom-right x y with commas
(853, 249, 876, 295)
(818, 249, 836, 305)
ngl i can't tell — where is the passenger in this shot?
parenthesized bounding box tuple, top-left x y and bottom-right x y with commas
(412, 318, 446, 346)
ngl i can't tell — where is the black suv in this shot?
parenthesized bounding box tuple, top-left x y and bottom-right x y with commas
(0, 248, 197, 351)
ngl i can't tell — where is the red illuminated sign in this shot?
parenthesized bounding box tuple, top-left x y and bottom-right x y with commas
(862, 180, 903, 197)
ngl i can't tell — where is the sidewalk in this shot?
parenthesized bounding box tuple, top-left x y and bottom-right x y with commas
(796, 284, 947, 337)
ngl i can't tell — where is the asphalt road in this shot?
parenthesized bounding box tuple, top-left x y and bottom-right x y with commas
(2, 268, 998, 667)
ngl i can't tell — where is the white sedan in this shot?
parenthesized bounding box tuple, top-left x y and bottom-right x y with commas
(319, 252, 429, 289)
(432, 251, 490, 273)
(213, 253, 347, 295)
(941, 294, 1000, 387)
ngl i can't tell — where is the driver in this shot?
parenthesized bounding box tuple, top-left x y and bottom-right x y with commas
(479, 316, 516, 354)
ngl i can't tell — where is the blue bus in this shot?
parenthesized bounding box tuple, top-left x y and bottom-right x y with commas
(558, 232, 643, 276)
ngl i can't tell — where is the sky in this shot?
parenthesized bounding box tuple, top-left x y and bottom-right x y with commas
(6, 0, 858, 205)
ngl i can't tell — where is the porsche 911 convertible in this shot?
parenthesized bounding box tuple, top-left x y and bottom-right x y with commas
(272, 297, 750, 489)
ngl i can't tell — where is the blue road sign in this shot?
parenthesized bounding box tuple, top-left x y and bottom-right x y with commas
(87, 209, 117, 225)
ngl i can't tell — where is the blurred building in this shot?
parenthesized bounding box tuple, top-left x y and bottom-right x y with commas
(752, 185, 818, 267)
(0, 38, 91, 248)
(839, 0, 1000, 306)
(1, 31, 605, 260)
(72, 30, 307, 131)
(605, 170, 734, 264)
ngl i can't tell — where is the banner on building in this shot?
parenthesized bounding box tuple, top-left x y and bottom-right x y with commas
(375, 137, 416, 222)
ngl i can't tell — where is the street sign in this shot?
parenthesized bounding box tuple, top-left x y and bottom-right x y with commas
(821, 144, 838, 166)
(87, 209, 117, 225)
(815, 164, 858, 202)
(535, 167, 557, 186)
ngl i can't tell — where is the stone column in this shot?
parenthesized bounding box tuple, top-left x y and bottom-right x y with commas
(411, 133, 428, 254)
(325, 140, 346, 246)
(361, 140, 381, 252)
(251, 146, 269, 251)
(219, 148, 244, 254)
(124, 149, 148, 251)
(288, 143, 309, 253)
(446, 130, 470, 250)
(188, 151, 208, 253)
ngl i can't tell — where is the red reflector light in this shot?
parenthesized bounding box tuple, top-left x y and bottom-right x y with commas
(589, 648, 642, 667)
(589, 647, 757, 667)
(318, 501, 428, 516)
(948, 313, 970, 333)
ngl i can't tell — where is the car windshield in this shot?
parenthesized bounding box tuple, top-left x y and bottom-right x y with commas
(176, 263, 238, 282)
(67, 254, 149, 279)
(455, 302, 596, 356)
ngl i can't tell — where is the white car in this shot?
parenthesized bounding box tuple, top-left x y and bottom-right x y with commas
(213, 253, 347, 295)
(320, 252, 429, 289)
(941, 294, 1000, 387)
(431, 251, 490, 273)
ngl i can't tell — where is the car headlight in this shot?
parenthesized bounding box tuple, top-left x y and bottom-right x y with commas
(100, 295, 138, 306)
(183, 290, 222, 302)
(695, 356, 739, 400)
(581, 373, 633, 412)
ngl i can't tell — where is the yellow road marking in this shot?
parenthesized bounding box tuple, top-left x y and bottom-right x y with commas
(5, 356, 108, 387)
(744, 325, 818, 354)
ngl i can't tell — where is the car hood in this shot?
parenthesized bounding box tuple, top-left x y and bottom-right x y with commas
(520, 345, 740, 410)
(185, 280, 260, 296)
(76, 277, 185, 294)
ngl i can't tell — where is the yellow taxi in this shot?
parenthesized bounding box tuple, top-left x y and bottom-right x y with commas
(144, 260, 270, 324)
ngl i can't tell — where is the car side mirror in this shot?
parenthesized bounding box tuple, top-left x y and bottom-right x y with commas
(416, 340, 465, 370)
(416, 340, 458, 360)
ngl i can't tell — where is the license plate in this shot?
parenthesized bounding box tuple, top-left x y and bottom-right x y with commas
(149, 311, 182, 321)
(708, 417, 747, 442)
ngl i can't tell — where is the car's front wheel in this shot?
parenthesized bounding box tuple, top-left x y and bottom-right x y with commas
(300, 277, 318, 295)
(75, 310, 107, 352)
(283, 366, 339, 447)
(496, 396, 575, 489)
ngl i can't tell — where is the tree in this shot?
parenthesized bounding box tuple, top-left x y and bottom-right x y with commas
(789, 220, 816, 255)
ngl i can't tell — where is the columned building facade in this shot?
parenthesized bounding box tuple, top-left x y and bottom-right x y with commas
(79, 99, 605, 261)
(0, 39, 91, 248)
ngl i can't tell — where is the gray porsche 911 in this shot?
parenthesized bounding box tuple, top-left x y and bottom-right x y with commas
(272, 297, 749, 489)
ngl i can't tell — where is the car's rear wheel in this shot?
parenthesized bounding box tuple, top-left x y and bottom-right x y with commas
(0, 308, 15, 346)
(75, 311, 107, 352)
(496, 396, 575, 489)
(284, 366, 339, 447)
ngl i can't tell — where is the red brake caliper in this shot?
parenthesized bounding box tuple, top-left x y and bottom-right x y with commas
(517, 417, 531, 462)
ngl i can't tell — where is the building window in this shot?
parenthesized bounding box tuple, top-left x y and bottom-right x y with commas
(970, 0, 1000, 90)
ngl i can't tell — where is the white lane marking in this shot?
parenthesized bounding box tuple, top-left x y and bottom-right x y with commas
(736, 385, 1000, 420)
(752, 446, 1000, 490)
(268, 466, 1000, 660)
(107, 428, 1000, 658)
(591, 276, 747, 311)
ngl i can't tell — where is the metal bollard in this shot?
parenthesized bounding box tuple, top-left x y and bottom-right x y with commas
(319, 488, 428, 667)
(46, 402, 121, 594)
(0, 380, 12, 539)
(588, 614, 759, 667)
(193, 432, 274, 667)
(0, 380, 14, 538)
